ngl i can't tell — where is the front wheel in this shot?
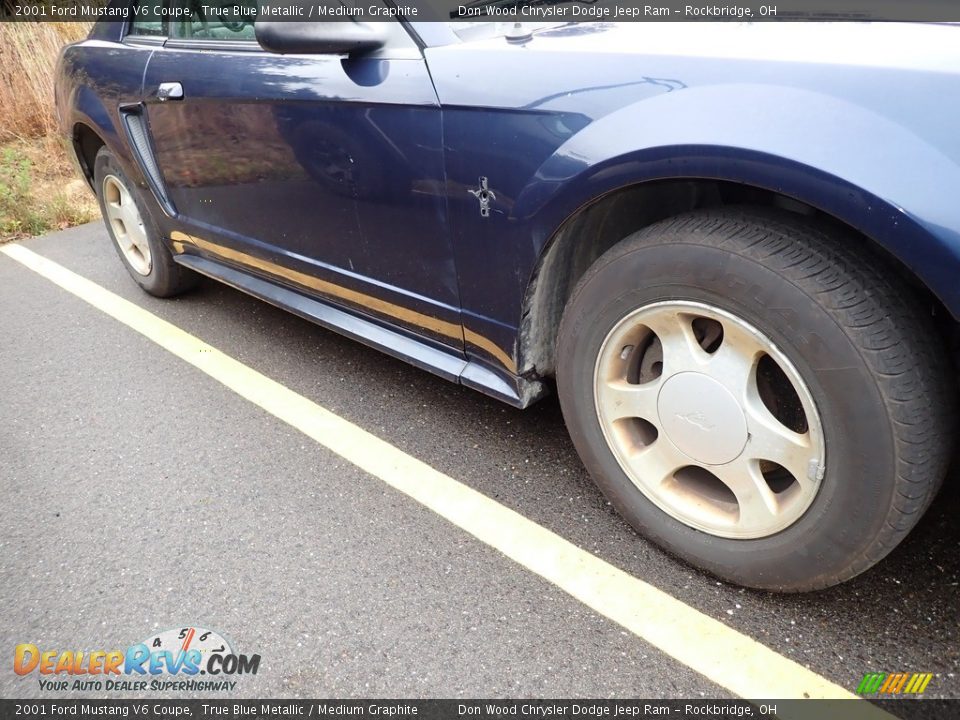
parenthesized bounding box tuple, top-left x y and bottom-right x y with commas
(94, 146, 197, 298)
(557, 208, 955, 591)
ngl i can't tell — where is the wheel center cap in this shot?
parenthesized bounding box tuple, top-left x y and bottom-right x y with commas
(657, 372, 748, 466)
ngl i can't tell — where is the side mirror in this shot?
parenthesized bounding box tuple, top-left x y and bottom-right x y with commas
(255, 21, 388, 55)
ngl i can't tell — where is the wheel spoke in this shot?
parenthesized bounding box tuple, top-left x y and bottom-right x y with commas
(643, 310, 704, 375)
(597, 379, 661, 423)
(744, 386, 817, 487)
(702, 322, 766, 401)
(624, 439, 688, 490)
(128, 220, 149, 255)
(713, 459, 781, 530)
(113, 223, 133, 252)
(120, 200, 138, 227)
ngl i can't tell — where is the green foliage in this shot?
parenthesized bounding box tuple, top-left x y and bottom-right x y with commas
(0, 142, 97, 241)
(0, 146, 42, 237)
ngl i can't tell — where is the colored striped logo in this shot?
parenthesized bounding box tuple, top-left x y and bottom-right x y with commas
(857, 672, 934, 695)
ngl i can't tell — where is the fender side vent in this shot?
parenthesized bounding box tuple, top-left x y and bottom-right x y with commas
(122, 110, 175, 216)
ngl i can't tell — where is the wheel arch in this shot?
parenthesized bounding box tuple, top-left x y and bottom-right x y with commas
(513, 83, 960, 380)
(65, 81, 144, 193)
(518, 164, 959, 380)
(72, 122, 106, 190)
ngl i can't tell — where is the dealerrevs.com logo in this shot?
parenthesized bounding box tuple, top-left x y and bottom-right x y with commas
(14, 627, 260, 692)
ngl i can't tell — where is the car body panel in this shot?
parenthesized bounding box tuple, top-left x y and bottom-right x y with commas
(56, 37, 150, 185)
(140, 45, 463, 353)
(55, 17, 960, 406)
(426, 22, 960, 376)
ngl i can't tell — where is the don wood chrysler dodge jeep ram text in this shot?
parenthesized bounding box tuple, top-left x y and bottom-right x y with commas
(55, 6, 960, 591)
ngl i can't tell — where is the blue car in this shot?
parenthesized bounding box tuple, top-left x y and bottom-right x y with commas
(55, 5, 960, 591)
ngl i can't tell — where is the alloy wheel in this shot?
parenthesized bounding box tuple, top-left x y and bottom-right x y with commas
(102, 174, 152, 276)
(593, 301, 825, 539)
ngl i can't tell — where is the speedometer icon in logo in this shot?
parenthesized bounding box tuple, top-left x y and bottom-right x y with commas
(141, 626, 233, 666)
(129, 625, 260, 678)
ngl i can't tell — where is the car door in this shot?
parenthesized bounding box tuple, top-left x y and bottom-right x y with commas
(139, 1, 462, 352)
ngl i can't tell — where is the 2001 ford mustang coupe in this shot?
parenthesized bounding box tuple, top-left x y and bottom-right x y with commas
(55, 4, 960, 591)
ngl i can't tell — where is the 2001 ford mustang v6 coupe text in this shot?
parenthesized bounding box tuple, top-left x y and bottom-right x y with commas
(55, 4, 960, 591)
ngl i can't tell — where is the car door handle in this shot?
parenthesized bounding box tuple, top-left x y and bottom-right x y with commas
(156, 82, 184, 102)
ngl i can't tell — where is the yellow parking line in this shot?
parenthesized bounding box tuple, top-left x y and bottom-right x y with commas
(2, 243, 884, 712)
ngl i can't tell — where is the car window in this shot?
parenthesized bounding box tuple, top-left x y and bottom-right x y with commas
(171, 0, 258, 42)
(128, 0, 168, 37)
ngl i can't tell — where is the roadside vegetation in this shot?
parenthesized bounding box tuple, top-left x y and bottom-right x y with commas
(0, 21, 97, 241)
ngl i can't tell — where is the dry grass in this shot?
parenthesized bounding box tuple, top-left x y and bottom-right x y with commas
(0, 22, 91, 143)
(0, 22, 96, 240)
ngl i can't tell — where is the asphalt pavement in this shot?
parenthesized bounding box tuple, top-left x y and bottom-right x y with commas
(1, 223, 957, 702)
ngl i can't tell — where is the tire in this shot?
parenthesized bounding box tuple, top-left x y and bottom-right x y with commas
(556, 207, 955, 591)
(94, 146, 197, 298)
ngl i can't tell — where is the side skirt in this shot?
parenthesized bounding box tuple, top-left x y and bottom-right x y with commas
(174, 255, 545, 408)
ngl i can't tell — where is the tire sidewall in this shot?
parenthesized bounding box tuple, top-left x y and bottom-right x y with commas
(558, 239, 896, 590)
